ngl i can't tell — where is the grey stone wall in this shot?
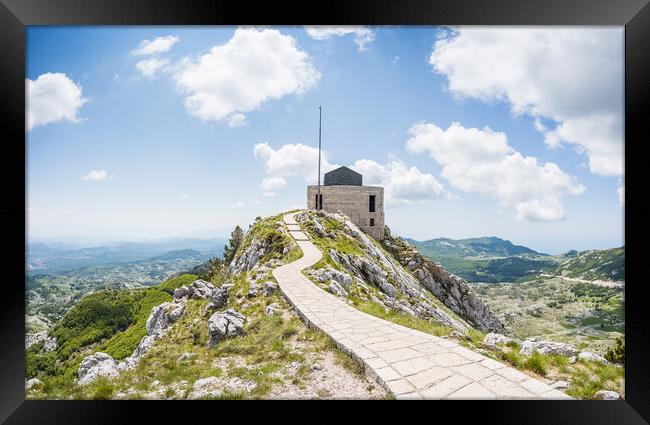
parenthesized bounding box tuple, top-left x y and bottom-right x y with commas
(307, 185, 385, 240)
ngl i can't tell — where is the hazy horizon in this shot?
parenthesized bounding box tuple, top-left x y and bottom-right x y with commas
(27, 227, 623, 256)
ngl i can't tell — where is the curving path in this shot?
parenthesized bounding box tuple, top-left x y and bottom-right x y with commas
(272, 212, 572, 400)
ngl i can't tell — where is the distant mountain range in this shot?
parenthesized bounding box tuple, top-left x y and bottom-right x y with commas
(406, 236, 624, 284)
(27, 238, 228, 274)
(406, 236, 544, 258)
(544, 247, 625, 282)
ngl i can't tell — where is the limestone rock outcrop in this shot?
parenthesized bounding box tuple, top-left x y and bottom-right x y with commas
(594, 390, 620, 400)
(174, 279, 231, 307)
(117, 300, 186, 372)
(207, 309, 246, 346)
(146, 302, 185, 336)
(78, 352, 120, 385)
(577, 351, 609, 364)
(309, 267, 353, 290)
(26, 331, 58, 352)
(519, 339, 578, 357)
(483, 333, 515, 348)
(116, 281, 219, 372)
(229, 230, 285, 274)
(381, 234, 506, 334)
(25, 378, 43, 390)
(174, 279, 214, 300)
(328, 281, 348, 298)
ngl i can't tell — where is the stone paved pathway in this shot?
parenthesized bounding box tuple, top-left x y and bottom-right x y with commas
(273, 212, 572, 399)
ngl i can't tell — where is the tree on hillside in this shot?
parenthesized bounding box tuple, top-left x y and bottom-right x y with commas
(223, 225, 244, 264)
(198, 256, 227, 282)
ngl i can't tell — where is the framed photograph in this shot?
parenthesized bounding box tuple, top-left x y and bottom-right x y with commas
(2, 0, 648, 422)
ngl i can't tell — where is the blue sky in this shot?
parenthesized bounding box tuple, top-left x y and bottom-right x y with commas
(26, 26, 624, 254)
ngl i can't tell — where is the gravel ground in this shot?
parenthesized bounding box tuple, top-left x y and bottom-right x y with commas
(267, 350, 388, 399)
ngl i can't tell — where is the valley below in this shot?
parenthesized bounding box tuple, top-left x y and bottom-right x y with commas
(470, 278, 624, 355)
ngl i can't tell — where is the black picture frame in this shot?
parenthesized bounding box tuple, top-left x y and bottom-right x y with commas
(1, 0, 648, 423)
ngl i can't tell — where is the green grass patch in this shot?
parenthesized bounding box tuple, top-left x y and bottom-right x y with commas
(522, 352, 548, 376)
(355, 300, 453, 337)
(498, 350, 523, 368)
(565, 362, 624, 399)
(157, 274, 198, 294)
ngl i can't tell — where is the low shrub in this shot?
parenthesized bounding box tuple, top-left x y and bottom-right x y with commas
(522, 352, 548, 376)
(604, 337, 624, 364)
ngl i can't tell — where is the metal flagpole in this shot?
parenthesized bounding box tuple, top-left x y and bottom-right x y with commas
(317, 106, 322, 210)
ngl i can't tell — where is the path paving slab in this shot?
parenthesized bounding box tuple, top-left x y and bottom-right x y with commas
(272, 211, 571, 400)
(288, 230, 310, 241)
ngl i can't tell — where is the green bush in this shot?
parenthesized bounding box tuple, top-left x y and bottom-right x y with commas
(25, 349, 58, 379)
(604, 337, 625, 364)
(499, 350, 522, 367)
(523, 352, 548, 376)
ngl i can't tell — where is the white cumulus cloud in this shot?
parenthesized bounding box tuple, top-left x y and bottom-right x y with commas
(226, 113, 248, 128)
(351, 159, 445, 206)
(253, 142, 337, 184)
(261, 176, 287, 191)
(618, 184, 624, 207)
(27, 73, 88, 131)
(304, 26, 375, 51)
(81, 169, 109, 181)
(131, 35, 179, 56)
(135, 57, 169, 78)
(406, 122, 585, 221)
(174, 28, 320, 125)
(429, 27, 623, 178)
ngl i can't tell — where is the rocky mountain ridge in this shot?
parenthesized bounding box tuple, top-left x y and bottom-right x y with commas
(295, 210, 504, 333)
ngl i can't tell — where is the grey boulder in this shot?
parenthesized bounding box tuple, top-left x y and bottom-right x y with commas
(263, 282, 278, 296)
(578, 351, 609, 364)
(146, 302, 184, 336)
(593, 390, 620, 400)
(208, 309, 246, 346)
(551, 380, 569, 390)
(328, 281, 348, 298)
(78, 352, 119, 385)
(173, 279, 218, 301)
(483, 333, 514, 348)
(519, 339, 578, 357)
(26, 378, 43, 390)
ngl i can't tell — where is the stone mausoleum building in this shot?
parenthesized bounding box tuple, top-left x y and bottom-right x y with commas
(307, 166, 385, 240)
